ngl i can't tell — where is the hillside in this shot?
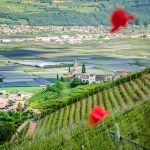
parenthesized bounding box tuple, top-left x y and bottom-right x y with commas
(28, 68, 150, 136)
(0, 68, 150, 149)
(2, 97, 150, 150)
(0, 0, 150, 26)
(28, 68, 150, 110)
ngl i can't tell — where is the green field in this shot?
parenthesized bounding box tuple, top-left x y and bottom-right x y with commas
(0, 87, 44, 93)
(0, 38, 149, 77)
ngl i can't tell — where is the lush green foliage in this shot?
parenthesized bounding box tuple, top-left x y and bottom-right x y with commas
(0, 111, 33, 144)
(70, 77, 88, 88)
(46, 81, 64, 96)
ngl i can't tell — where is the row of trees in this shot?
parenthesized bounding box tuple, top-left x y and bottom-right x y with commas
(38, 0, 52, 4)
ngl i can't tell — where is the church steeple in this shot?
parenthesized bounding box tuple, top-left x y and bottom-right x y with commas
(70, 59, 79, 76)
(73, 59, 78, 70)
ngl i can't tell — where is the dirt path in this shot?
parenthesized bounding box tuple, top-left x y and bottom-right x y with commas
(25, 120, 38, 138)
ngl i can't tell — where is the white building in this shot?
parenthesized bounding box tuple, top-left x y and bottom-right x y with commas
(80, 74, 96, 84)
(88, 74, 96, 84)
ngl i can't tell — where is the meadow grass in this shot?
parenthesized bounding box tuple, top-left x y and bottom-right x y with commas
(0, 87, 44, 93)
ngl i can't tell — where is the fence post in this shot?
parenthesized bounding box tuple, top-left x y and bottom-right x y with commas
(115, 123, 122, 150)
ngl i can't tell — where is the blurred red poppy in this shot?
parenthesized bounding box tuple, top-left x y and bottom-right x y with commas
(88, 106, 109, 127)
(110, 8, 135, 33)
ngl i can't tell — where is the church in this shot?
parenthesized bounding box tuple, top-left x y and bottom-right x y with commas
(69, 60, 96, 84)
(69, 60, 79, 76)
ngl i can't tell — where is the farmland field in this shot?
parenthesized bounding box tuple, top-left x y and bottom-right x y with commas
(0, 38, 150, 77)
(0, 86, 43, 93)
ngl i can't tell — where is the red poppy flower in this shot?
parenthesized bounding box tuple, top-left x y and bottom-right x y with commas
(110, 8, 135, 33)
(88, 106, 109, 127)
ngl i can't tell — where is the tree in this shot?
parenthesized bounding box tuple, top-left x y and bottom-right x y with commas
(47, 81, 64, 96)
(0, 122, 15, 144)
(17, 102, 22, 110)
(82, 63, 86, 73)
(68, 66, 71, 73)
(143, 21, 148, 27)
(60, 76, 65, 82)
(70, 77, 82, 88)
(57, 73, 59, 81)
(54, 81, 64, 96)
(135, 19, 140, 25)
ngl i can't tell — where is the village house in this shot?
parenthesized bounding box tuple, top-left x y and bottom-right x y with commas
(0, 96, 9, 109)
(9, 92, 32, 101)
(81, 74, 96, 84)
(0, 91, 32, 111)
(96, 74, 113, 83)
(113, 69, 130, 80)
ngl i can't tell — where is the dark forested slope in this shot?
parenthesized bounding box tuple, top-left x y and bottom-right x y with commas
(0, 0, 149, 26)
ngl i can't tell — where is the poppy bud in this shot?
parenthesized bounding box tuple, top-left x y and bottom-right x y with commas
(88, 106, 109, 127)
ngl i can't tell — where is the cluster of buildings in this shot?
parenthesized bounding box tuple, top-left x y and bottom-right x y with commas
(0, 91, 32, 110)
(69, 60, 129, 84)
(0, 25, 149, 44)
(0, 34, 101, 44)
(35, 34, 100, 44)
(0, 25, 108, 44)
(0, 24, 107, 35)
(0, 25, 149, 45)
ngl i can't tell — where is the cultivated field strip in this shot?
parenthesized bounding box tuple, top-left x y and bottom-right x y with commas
(33, 77, 150, 138)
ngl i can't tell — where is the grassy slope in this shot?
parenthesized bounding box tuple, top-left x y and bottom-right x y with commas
(0, 0, 149, 25)
(4, 99, 150, 150)
(1, 68, 149, 149)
